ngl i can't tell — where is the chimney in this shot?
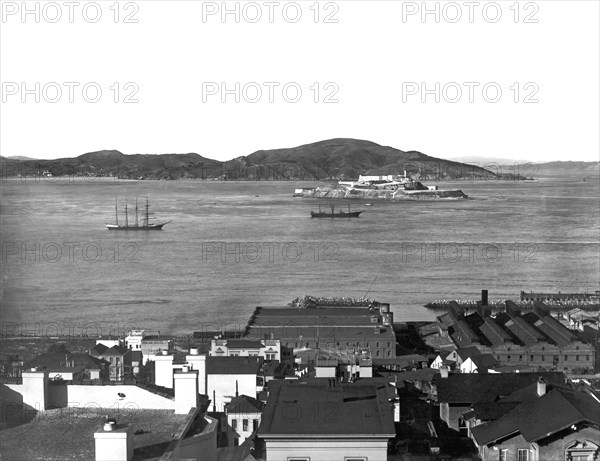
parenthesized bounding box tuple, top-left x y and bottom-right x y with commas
(537, 377, 546, 396)
(174, 368, 199, 415)
(94, 418, 133, 461)
(21, 368, 49, 411)
(185, 352, 206, 394)
(154, 352, 174, 389)
(235, 380, 239, 397)
(481, 290, 489, 306)
(440, 366, 449, 379)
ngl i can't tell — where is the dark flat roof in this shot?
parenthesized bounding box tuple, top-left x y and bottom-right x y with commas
(206, 356, 262, 375)
(435, 372, 566, 404)
(258, 381, 395, 437)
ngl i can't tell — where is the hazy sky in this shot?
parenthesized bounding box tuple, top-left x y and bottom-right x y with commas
(1, 1, 599, 161)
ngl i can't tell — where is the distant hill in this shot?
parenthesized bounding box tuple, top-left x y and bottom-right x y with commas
(224, 138, 495, 180)
(5, 155, 38, 161)
(0, 139, 513, 181)
(528, 161, 600, 177)
(449, 155, 532, 165)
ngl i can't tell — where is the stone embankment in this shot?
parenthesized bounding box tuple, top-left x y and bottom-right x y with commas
(304, 186, 468, 200)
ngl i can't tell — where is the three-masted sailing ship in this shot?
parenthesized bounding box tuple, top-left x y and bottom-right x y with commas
(106, 197, 171, 230)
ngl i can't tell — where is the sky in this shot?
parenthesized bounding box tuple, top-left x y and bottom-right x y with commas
(1, 0, 599, 162)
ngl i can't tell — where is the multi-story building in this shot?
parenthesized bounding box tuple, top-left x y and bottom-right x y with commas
(258, 380, 395, 461)
(224, 394, 264, 447)
(244, 303, 397, 359)
(125, 330, 172, 364)
(471, 381, 600, 461)
(97, 345, 132, 381)
(438, 300, 595, 373)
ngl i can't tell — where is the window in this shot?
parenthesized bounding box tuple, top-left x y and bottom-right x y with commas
(586, 355, 590, 361)
(233, 437, 239, 447)
(242, 419, 248, 431)
(499, 449, 508, 461)
(519, 355, 523, 361)
(576, 355, 579, 361)
(387, 351, 391, 357)
(231, 419, 237, 430)
(376, 350, 381, 357)
(376, 342, 379, 348)
(564, 355, 568, 361)
(253, 419, 258, 432)
(530, 355, 534, 361)
(507, 356, 511, 361)
(517, 449, 529, 461)
(541, 355, 545, 361)
(287, 458, 310, 461)
(345, 458, 368, 461)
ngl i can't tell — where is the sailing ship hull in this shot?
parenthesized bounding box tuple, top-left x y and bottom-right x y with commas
(310, 211, 363, 218)
(106, 224, 165, 230)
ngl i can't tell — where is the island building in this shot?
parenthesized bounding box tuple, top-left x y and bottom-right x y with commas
(435, 291, 596, 373)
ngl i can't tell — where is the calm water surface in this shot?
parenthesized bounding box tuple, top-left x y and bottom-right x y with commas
(1, 177, 599, 335)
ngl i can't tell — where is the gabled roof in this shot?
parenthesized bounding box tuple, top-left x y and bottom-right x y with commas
(225, 395, 264, 414)
(471, 387, 600, 445)
(469, 354, 498, 371)
(455, 346, 482, 361)
(89, 344, 108, 356)
(100, 345, 129, 356)
(27, 352, 106, 371)
(435, 372, 566, 404)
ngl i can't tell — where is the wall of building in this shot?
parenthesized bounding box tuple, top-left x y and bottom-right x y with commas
(207, 374, 256, 412)
(440, 402, 469, 431)
(227, 411, 261, 447)
(539, 426, 600, 461)
(53, 384, 175, 410)
(491, 342, 595, 373)
(264, 437, 390, 461)
(167, 416, 218, 461)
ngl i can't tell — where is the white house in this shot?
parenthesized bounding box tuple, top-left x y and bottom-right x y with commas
(205, 356, 261, 412)
(224, 394, 264, 447)
(209, 338, 282, 362)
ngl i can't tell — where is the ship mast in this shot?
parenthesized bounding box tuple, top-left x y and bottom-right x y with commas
(115, 198, 118, 225)
(135, 197, 138, 227)
(125, 198, 129, 227)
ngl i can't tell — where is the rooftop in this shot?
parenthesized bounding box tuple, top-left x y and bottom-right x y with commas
(472, 387, 600, 445)
(100, 345, 129, 356)
(259, 381, 395, 437)
(225, 394, 264, 414)
(220, 339, 264, 349)
(27, 352, 107, 371)
(206, 356, 262, 375)
(435, 372, 566, 404)
(0, 408, 188, 461)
